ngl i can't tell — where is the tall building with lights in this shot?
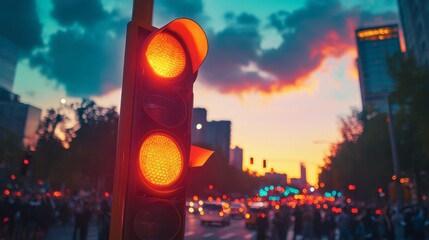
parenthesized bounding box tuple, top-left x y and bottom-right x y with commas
(398, 0, 429, 66)
(355, 24, 401, 113)
(191, 108, 231, 164)
(0, 88, 41, 147)
(229, 146, 243, 171)
(0, 35, 41, 147)
(0, 36, 18, 92)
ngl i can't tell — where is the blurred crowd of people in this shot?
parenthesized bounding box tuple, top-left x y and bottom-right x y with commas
(262, 203, 429, 240)
(0, 191, 111, 240)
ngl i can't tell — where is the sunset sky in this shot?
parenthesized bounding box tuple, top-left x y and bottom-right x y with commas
(4, 0, 401, 185)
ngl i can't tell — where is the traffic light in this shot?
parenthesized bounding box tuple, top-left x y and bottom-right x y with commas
(20, 153, 31, 176)
(110, 17, 209, 240)
(263, 159, 267, 168)
(250, 157, 254, 165)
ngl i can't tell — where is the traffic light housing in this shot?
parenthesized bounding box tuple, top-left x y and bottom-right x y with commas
(110, 18, 208, 240)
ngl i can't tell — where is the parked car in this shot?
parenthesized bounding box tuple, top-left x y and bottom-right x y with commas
(230, 202, 247, 219)
(245, 204, 268, 228)
(200, 201, 231, 226)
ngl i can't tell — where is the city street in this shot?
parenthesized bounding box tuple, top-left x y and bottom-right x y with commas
(2, 1, 429, 240)
(45, 213, 260, 240)
(45, 224, 99, 240)
(43, 211, 306, 240)
(184, 214, 256, 240)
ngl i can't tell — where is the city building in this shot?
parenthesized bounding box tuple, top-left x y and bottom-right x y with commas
(191, 108, 231, 164)
(0, 35, 41, 147)
(0, 87, 41, 147)
(300, 163, 307, 184)
(398, 0, 429, 66)
(290, 163, 308, 188)
(355, 24, 401, 113)
(0, 36, 18, 92)
(191, 108, 208, 145)
(229, 146, 243, 171)
(264, 171, 287, 185)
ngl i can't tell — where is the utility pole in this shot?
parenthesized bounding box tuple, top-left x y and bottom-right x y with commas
(386, 95, 403, 207)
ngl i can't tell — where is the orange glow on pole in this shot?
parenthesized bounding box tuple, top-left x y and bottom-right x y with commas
(139, 133, 183, 187)
(145, 32, 186, 79)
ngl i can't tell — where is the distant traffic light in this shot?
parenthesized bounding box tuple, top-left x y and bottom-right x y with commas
(263, 159, 267, 168)
(250, 157, 254, 165)
(110, 17, 209, 240)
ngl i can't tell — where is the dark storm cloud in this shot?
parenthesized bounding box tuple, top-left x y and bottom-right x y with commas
(155, 0, 206, 23)
(51, 0, 108, 27)
(31, 25, 124, 96)
(258, 0, 357, 91)
(199, 0, 399, 93)
(0, 0, 42, 54)
(201, 13, 265, 92)
(30, 0, 128, 97)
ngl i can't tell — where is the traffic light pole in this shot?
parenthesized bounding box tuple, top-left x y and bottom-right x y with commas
(110, 1, 153, 239)
(132, 0, 153, 24)
(110, 2, 208, 238)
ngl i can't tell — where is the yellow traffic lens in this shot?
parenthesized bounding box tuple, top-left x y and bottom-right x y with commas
(145, 32, 186, 79)
(139, 133, 183, 187)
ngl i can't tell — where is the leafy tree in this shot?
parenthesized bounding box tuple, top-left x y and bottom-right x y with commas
(33, 100, 118, 192)
(0, 128, 24, 187)
(33, 108, 72, 186)
(389, 54, 429, 199)
(320, 54, 429, 202)
(67, 99, 118, 192)
(319, 109, 393, 201)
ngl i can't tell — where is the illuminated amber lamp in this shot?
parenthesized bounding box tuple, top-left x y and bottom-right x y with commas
(139, 133, 183, 188)
(145, 32, 186, 79)
(143, 18, 208, 80)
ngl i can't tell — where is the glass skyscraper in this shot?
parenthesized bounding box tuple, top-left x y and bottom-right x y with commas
(0, 35, 41, 147)
(398, 0, 429, 67)
(0, 36, 18, 92)
(355, 24, 401, 113)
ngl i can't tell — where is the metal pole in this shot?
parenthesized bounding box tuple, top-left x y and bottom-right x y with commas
(109, 2, 153, 239)
(386, 96, 403, 207)
(132, 0, 153, 24)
